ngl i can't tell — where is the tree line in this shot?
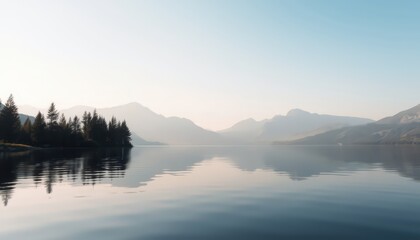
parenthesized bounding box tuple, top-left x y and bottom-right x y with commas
(0, 95, 132, 147)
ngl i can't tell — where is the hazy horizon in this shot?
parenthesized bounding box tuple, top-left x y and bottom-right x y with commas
(1, 0, 419, 131)
(15, 101, 379, 132)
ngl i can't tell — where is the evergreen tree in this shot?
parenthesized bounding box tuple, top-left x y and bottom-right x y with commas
(0, 96, 133, 147)
(72, 116, 82, 135)
(32, 112, 47, 146)
(82, 111, 92, 140)
(20, 117, 33, 144)
(46, 103, 61, 146)
(0, 95, 21, 142)
(59, 114, 67, 129)
(108, 117, 118, 145)
(70, 116, 84, 147)
(119, 120, 132, 146)
(47, 103, 59, 126)
(58, 113, 69, 146)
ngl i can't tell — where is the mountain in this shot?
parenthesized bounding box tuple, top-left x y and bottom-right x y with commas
(0, 103, 35, 124)
(220, 109, 373, 143)
(19, 103, 159, 145)
(58, 103, 225, 145)
(18, 105, 47, 118)
(219, 118, 267, 142)
(21, 103, 379, 145)
(130, 132, 163, 146)
(294, 104, 420, 145)
(376, 104, 420, 124)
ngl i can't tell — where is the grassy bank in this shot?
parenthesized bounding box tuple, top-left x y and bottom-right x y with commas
(0, 143, 33, 152)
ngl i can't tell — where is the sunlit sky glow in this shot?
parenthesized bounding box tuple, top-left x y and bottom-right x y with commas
(1, 0, 419, 130)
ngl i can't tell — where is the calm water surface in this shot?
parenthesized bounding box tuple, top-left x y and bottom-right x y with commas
(1, 146, 420, 239)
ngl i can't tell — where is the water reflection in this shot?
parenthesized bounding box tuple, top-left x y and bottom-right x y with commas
(111, 146, 420, 188)
(2, 146, 420, 240)
(1, 146, 420, 206)
(0, 148, 131, 206)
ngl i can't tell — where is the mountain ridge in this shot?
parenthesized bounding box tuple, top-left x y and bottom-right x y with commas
(376, 104, 420, 125)
(55, 102, 226, 145)
(220, 109, 374, 143)
(20, 102, 420, 145)
(293, 104, 420, 145)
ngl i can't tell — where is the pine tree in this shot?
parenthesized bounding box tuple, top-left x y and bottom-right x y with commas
(47, 103, 59, 126)
(0, 95, 21, 142)
(72, 116, 82, 135)
(59, 114, 67, 129)
(58, 113, 69, 146)
(20, 117, 33, 144)
(82, 111, 92, 140)
(32, 112, 47, 146)
(108, 116, 118, 145)
(120, 120, 132, 146)
(0, 96, 133, 147)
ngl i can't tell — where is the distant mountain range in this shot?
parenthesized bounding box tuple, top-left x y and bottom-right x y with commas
(220, 109, 373, 143)
(294, 104, 420, 145)
(24, 103, 225, 145)
(17, 102, 420, 145)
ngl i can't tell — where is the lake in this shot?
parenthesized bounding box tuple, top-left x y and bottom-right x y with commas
(1, 146, 420, 239)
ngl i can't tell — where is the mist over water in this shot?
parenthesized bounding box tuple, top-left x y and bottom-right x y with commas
(1, 146, 420, 239)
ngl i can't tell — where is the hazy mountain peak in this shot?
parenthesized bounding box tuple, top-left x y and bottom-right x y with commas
(286, 109, 311, 117)
(234, 118, 259, 126)
(64, 105, 95, 111)
(377, 104, 420, 124)
(121, 102, 146, 108)
(219, 118, 261, 133)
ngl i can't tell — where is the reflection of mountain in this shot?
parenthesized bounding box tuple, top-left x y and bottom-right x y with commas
(2, 146, 420, 206)
(106, 146, 420, 187)
(110, 147, 206, 188)
(258, 146, 420, 181)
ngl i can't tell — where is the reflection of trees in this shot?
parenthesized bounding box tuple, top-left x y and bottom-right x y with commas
(0, 152, 26, 206)
(2, 146, 420, 206)
(0, 148, 131, 206)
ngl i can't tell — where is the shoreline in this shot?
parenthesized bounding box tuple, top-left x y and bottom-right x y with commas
(0, 143, 133, 153)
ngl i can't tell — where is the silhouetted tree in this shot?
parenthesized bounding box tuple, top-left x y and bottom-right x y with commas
(82, 111, 92, 140)
(0, 96, 132, 147)
(108, 117, 118, 145)
(0, 95, 21, 142)
(32, 112, 47, 146)
(58, 113, 70, 146)
(69, 116, 84, 147)
(119, 121, 132, 147)
(46, 103, 63, 146)
(47, 103, 59, 126)
(20, 117, 33, 144)
(72, 116, 82, 135)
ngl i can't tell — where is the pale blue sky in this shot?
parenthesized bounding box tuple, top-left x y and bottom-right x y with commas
(1, 0, 419, 130)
